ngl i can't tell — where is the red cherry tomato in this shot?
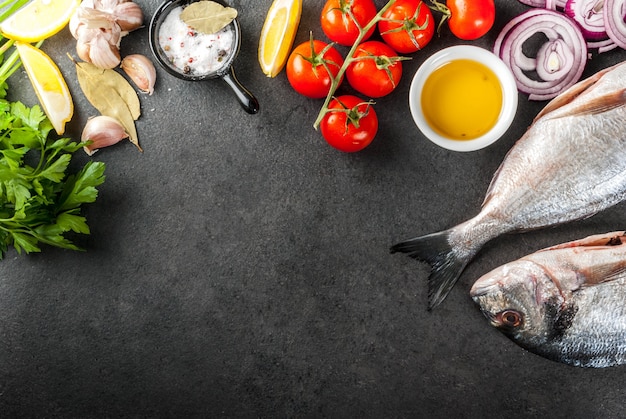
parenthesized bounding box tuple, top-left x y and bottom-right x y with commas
(320, 0, 378, 46)
(345, 41, 403, 98)
(446, 0, 495, 40)
(320, 95, 378, 152)
(378, 0, 435, 53)
(286, 39, 345, 99)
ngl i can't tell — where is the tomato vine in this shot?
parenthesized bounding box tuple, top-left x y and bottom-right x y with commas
(313, 0, 398, 129)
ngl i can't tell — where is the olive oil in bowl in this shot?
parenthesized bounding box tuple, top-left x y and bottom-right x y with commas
(409, 45, 518, 152)
(421, 59, 503, 140)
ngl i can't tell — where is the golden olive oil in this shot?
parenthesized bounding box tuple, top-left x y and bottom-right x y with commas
(421, 59, 503, 140)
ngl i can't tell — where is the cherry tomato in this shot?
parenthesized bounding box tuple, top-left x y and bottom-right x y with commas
(320, 0, 378, 46)
(378, 0, 435, 53)
(320, 95, 378, 152)
(286, 39, 345, 99)
(446, 0, 495, 40)
(345, 41, 403, 98)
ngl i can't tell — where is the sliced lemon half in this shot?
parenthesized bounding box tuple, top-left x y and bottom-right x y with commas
(0, 0, 81, 42)
(258, 0, 302, 78)
(16, 42, 73, 135)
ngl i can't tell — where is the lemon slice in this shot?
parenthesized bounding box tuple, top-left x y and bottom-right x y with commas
(15, 42, 73, 135)
(258, 0, 302, 78)
(0, 0, 81, 42)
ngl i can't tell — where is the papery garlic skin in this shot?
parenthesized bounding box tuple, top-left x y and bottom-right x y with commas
(113, 1, 143, 32)
(121, 54, 156, 95)
(82, 115, 130, 156)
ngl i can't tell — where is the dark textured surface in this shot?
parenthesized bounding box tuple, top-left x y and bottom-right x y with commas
(2, 0, 626, 417)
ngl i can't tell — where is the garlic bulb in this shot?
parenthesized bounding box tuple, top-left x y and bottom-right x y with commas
(70, 0, 143, 70)
(121, 54, 156, 95)
(82, 115, 129, 155)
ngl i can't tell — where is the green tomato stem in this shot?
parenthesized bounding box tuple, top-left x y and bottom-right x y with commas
(313, 0, 397, 129)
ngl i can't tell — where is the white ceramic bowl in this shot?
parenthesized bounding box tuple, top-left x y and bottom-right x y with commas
(409, 45, 518, 152)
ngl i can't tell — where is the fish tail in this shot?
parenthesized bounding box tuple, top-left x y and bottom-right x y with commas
(391, 229, 471, 310)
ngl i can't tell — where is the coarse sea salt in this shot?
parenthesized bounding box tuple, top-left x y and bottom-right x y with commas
(158, 6, 235, 76)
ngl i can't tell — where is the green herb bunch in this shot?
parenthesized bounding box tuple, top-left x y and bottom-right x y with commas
(0, 96, 106, 258)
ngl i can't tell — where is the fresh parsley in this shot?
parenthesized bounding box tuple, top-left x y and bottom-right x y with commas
(0, 96, 106, 257)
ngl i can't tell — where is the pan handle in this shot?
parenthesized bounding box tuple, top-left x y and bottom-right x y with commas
(221, 67, 259, 114)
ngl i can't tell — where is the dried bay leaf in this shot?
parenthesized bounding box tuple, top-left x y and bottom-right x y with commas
(180, 0, 237, 34)
(73, 60, 142, 152)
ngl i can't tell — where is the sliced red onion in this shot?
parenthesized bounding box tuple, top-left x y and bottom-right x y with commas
(565, 0, 608, 40)
(518, 0, 567, 9)
(494, 9, 588, 100)
(535, 39, 575, 80)
(605, 0, 626, 48)
(587, 37, 619, 51)
(518, 0, 551, 6)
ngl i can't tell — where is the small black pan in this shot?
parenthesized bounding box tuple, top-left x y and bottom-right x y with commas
(149, 0, 259, 114)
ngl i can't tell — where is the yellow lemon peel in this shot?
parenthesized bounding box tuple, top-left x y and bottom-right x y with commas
(258, 0, 302, 78)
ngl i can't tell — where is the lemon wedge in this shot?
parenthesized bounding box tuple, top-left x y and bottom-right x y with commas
(0, 0, 81, 42)
(258, 0, 302, 78)
(15, 42, 73, 135)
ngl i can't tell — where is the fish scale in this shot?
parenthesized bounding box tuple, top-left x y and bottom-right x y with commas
(392, 61, 626, 310)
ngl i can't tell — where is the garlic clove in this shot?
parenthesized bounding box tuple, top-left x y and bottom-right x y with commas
(69, 11, 82, 39)
(103, 22, 122, 48)
(113, 1, 143, 32)
(76, 40, 91, 63)
(82, 115, 130, 155)
(121, 54, 156, 95)
(89, 32, 121, 69)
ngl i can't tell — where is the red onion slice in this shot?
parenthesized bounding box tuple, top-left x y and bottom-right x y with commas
(517, 0, 567, 9)
(494, 9, 588, 100)
(536, 39, 575, 80)
(587, 37, 619, 51)
(564, 0, 608, 40)
(605, 0, 626, 48)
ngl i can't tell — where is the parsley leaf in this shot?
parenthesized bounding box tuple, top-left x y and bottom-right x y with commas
(0, 100, 106, 259)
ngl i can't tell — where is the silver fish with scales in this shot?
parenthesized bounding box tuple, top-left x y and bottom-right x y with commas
(470, 231, 626, 368)
(392, 61, 626, 310)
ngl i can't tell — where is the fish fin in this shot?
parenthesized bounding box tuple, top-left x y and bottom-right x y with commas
(391, 230, 469, 310)
(549, 89, 626, 119)
(541, 231, 626, 251)
(590, 266, 626, 286)
(536, 231, 626, 291)
(534, 65, 616, 121)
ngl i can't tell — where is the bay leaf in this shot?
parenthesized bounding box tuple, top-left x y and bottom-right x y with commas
(73, 61, 142, 152)
(180, 1, 238, 34)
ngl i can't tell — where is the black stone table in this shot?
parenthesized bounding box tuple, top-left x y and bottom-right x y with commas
(1, 0, 624, 416)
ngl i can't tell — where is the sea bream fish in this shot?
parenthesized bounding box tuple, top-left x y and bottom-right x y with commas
(391, 61, 626, 310)
(470, 231, 626, 368)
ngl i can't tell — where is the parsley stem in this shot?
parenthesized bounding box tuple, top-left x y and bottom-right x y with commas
(0, 0, 28, 22)
(0, 46, 20, 84)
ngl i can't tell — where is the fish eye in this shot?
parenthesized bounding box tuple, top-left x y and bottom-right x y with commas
(496, 310, 522, 328)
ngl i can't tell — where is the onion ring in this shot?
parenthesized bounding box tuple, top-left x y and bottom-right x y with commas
(517, 0, 567, 9)
(564, 0, 608, 40)
(588, 37, 619, 52)
(494, 9, 587, 100)
(605, 0, 626, 48)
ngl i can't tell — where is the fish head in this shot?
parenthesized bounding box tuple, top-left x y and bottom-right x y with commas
(470, 260, 561, 348)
